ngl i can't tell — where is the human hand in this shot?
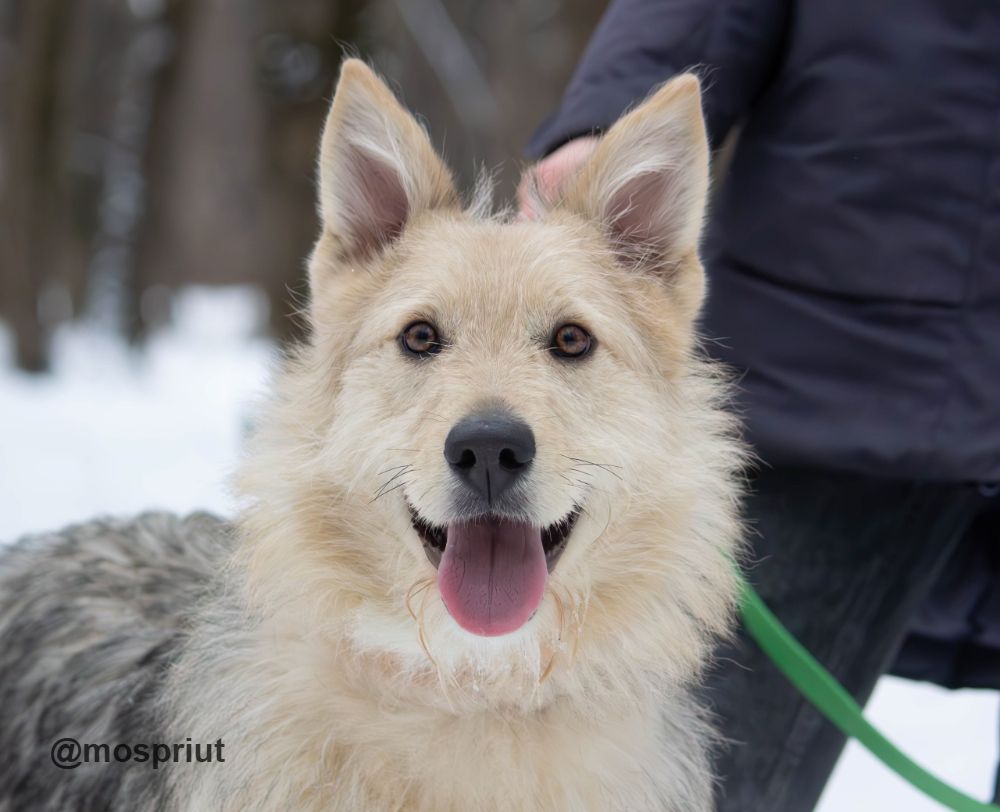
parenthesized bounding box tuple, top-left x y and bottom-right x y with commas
(517, 135, 599, 219)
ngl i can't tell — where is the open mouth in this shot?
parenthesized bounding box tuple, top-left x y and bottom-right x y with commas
(408, 503, 581, 573)
(407, 502, 581, 637)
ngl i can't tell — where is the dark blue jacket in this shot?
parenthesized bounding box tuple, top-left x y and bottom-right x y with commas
(528, 0, 1000, 483)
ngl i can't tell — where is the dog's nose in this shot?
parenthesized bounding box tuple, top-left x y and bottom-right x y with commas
(444, 413, 535, 506)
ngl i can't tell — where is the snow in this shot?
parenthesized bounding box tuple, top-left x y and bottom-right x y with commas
(819, 680, 997, 811)
(0, 286, 273, 533)
(1, 285, 996, 810)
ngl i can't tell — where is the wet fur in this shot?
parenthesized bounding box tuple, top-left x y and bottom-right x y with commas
(0, 61, 744, 811)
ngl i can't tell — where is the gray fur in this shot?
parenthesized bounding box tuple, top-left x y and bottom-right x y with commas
(0, 512, 231, 811)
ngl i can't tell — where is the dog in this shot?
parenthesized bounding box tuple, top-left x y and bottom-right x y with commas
(0, 60, 744, 811)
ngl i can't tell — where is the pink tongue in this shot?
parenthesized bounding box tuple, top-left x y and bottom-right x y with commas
(437, 518, 548, 637)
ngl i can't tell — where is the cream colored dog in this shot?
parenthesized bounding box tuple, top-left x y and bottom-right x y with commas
(0, 60, 743, 811)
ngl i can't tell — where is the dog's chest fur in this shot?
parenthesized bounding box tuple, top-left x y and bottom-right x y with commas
(169, 635, 710, 811)
(158, 547, 713, 812)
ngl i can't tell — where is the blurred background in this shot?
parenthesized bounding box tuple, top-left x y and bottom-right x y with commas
(0, 2, 996, 809)
(0, 0, 606, 369)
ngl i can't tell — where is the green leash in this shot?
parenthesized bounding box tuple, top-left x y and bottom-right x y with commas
(739, 577, 1000, 811)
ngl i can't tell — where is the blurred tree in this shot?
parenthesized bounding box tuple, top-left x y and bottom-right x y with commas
(1, 0, 79, 371)
(135, 0, 363, 344)
(0, 0, 184, 366)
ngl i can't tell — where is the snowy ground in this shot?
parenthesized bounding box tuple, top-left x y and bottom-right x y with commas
(0, 286, 996, 811)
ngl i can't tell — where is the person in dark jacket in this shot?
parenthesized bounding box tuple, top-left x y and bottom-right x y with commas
(524, 0, 1000, 809)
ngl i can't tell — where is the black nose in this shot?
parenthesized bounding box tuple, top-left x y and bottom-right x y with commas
(444, 412, 535, 506)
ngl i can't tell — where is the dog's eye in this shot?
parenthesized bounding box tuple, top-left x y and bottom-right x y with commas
(550, 324, 593, 359)
(400, 321, 442, 357)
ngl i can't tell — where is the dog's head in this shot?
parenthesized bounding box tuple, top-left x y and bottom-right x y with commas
(241, 60, 742, 706)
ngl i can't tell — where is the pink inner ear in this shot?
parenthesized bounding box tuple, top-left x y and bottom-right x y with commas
(346, 148, 409, 258)
(605, 171, 669, 248)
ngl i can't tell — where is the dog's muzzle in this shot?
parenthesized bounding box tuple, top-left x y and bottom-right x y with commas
(405, 410, 580, 637)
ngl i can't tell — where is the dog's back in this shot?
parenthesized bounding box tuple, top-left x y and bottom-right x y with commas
(0, 512, 229, 811)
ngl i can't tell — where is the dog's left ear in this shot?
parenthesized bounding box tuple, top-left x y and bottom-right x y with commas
(316, 59, 459, 264)
(554, 74, 710, 304)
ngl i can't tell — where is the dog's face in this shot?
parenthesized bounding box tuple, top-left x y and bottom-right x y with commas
(243, 61, 740, 704)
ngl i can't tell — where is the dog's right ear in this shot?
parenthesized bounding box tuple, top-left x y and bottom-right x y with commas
(316, 60, 458, 265)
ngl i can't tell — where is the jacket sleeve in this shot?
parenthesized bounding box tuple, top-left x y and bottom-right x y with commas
(527, 0, 791, 156)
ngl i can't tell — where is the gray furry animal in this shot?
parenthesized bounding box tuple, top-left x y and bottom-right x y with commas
(0, 513, 228, 809)
(0, 60, 744, 811)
